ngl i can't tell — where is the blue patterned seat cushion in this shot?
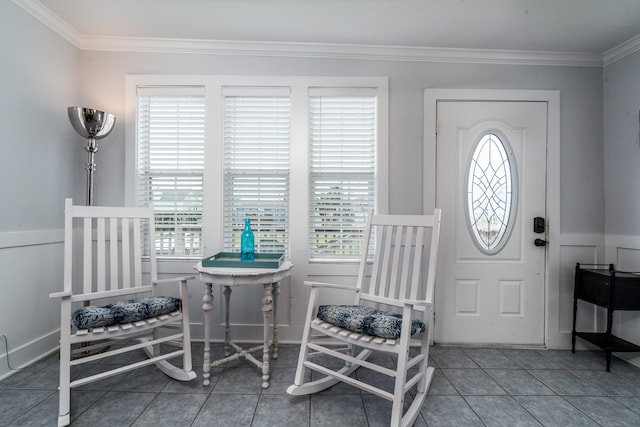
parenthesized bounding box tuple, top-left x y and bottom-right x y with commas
(71, 296, 182, 330)
(316, 305, 426, 339)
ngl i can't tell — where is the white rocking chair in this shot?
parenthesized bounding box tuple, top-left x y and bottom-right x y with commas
(287, 210, 441, 427)
(50, 199, 196, 427)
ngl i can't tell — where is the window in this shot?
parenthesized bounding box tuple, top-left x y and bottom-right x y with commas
(465, 131, 518, 254)
(308, 89, 377, 260)
(128, 76, 388, 263)
(135, 87, 205, 256)
(223, 87, 291, 254)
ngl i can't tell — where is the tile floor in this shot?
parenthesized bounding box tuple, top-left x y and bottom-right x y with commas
(2, 343, 640, 426)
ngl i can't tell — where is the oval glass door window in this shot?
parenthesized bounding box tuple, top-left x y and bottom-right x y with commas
(465, 131, 518, 254)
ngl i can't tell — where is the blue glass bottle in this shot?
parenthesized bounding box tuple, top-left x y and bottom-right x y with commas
(240, 217, 255, 261)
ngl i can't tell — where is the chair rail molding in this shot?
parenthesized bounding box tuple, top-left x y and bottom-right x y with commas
(0, 229, 63, 249)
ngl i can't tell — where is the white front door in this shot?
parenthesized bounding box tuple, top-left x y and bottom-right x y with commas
(435, 100, 547, 345)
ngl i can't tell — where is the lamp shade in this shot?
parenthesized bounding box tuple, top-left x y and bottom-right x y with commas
(67, 107, 115, 140)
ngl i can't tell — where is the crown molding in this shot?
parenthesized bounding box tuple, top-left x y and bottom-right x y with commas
(14, 0, 604, 67)
(603, 34, 640, 67)
(76, 35, 602, 67)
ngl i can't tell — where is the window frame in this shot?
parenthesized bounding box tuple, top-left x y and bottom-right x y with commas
(125, 75, 389, 269)
(222, 86, 292, 256)
(308, 88, 379, 262)
(134, 87, 206, 257)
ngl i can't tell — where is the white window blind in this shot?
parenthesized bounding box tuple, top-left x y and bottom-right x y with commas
(136, 88, 205, 257)
(309, 89, 377, 260)
(223, 87, 291, 255)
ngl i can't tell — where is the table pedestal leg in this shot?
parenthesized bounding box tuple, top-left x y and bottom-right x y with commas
(223, 286, 232, 356)
(261, 283, 274, 388)
(202, 283, 214, 386)
(272, 281, 280, 360)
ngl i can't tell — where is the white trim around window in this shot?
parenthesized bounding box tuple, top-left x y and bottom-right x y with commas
(125, 75, 388, 271)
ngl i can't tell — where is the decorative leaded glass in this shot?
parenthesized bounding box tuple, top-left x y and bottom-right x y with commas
(465, 132, 517, 254)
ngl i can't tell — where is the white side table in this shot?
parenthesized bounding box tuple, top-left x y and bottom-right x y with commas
(194, 260, 293, 388)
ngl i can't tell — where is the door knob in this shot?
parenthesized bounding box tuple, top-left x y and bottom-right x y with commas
(534, 238, 547, 247)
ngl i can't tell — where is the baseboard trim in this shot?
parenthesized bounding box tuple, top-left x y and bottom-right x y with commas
(0, 330, 59, 381)
(614, 352, 640, 369)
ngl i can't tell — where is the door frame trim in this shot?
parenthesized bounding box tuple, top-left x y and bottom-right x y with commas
(423, 89, 561, 348)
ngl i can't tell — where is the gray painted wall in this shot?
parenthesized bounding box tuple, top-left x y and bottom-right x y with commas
(0, 3, 83, 230)
(604, 51, 640, 236)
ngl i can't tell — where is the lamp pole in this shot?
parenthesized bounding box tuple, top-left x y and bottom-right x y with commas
(85, 136, 98, 206)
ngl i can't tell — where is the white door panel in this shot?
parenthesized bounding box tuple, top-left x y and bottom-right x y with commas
(435, 101, 547, 345)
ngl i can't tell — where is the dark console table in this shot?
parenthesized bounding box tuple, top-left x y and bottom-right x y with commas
(572, 263, 640, 371)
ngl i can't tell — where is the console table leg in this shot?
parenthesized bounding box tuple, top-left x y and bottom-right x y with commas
(261, 283, 274, 388)
(223, 286, 232, 356)
(202, 283, 214, 386)
(272, 281, 280, 360)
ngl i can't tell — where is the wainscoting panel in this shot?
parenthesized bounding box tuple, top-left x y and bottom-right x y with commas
(606, 235, 640, 367)
(557, 234, 604, 349)
(0, 229, 64, 381)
